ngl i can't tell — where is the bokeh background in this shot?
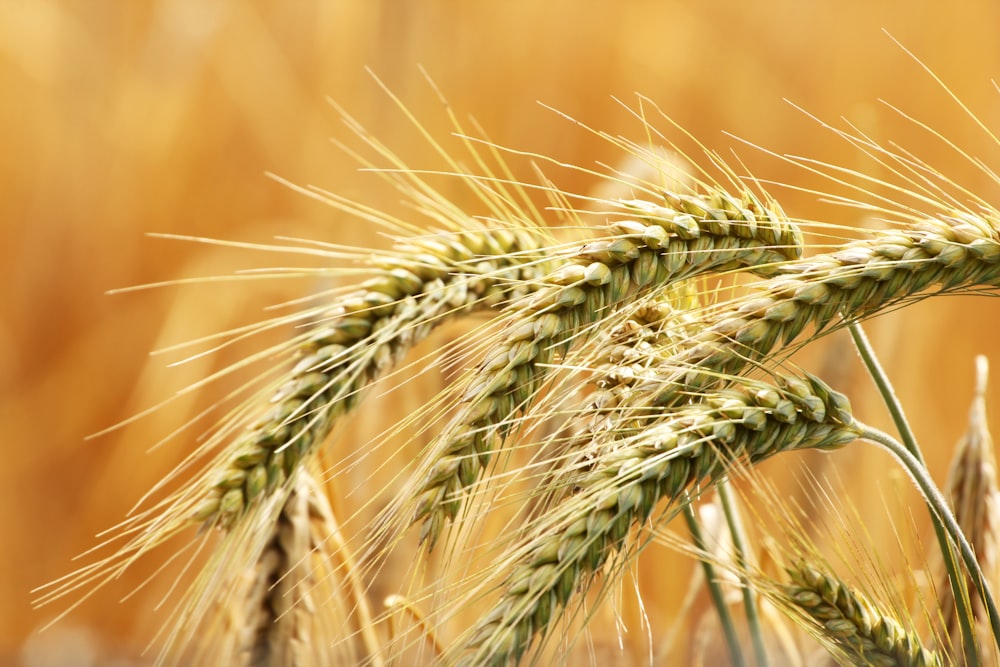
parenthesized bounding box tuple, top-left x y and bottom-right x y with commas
(4, 1, 1000, 664)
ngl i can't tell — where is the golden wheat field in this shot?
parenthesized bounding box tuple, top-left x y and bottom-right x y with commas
(6, 1, 1000, 665)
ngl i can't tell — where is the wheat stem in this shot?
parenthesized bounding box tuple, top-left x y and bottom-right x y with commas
(849, 321, 981, 665)
(682, 495, 746, 667)
(858, 422, 1000, 657)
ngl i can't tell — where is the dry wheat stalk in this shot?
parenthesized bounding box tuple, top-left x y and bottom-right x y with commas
(450, 372, 859, 665)
(412, 188, 804, 547)
(785, 562, 942, 667)
(936, 355, 1000, 660)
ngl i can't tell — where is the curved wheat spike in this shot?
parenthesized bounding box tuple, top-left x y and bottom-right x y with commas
(598, 211, 1000, 430)
(192, 223, 552, 529)
(784, 562, 942, 667)
(448, 372, 858, 665)
(30, 224, 554, 625)
(31, 81, 569, 650)
(412, 186, 804, 547)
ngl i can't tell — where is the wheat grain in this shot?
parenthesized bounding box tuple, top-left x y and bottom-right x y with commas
(412, 187, 804, 547)
(785, 562, 942, 667)
(451, 372, 858, 665)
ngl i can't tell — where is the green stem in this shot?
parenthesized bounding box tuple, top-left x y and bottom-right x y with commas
(717, 480, 768, 667)
(859, 422, 1000, 658)
(847, 322, 924, 463)
(849, 321, 981, 666)
(681, 495, 745, 667)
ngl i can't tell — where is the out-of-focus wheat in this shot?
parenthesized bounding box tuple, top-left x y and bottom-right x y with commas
(936, 355, 1000, 662)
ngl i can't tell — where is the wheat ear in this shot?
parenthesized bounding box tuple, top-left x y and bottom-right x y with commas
(451, 372, 858, 665)
(936, 355, 1000, 658)
(785, 562, 942, 667)
(412, 188, 803, 547)
(193, 225, 550, 528)
(614, 212, 1000, 414)
(29, 224, 555, 647)
(178, 468, 360, 666)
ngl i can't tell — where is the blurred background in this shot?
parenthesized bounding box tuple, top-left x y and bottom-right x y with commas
(4, 1, 1000, 664)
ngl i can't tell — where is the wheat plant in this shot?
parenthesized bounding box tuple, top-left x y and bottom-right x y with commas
(32, 59, 1000, 667)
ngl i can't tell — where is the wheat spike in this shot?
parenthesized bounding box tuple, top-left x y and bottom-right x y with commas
(785, 562, 942, 667)
(163, 467, 369, 666)
(413, 187, 803, 547)
(451, 372, 858, 665)
(936, 355, 1000, 660)
(607, 212, 1000, 418)
(194, 226, 551, 529)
